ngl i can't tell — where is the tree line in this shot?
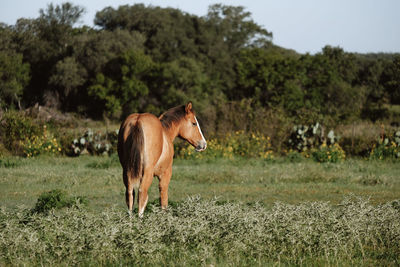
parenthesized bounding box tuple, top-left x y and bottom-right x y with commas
(1, 2, 399, 131)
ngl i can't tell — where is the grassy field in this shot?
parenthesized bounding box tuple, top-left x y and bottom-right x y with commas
(1, 155, 399, 209)
(1, 156, 400, 265)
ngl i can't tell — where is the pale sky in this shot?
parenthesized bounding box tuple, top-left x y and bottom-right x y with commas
(1, 0, 399, 54)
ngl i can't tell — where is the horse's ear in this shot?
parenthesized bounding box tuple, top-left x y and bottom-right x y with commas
(185, 101, 193, 114)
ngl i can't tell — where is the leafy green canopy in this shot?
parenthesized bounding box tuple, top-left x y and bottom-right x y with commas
(0, 2, 398, 126)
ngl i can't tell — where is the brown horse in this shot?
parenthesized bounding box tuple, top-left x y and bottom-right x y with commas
(117, 102, 207, 217)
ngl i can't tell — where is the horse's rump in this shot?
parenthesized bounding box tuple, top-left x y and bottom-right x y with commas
(119, 121, 144, 179)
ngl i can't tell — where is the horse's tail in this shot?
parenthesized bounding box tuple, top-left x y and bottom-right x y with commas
(126, 122, 144, 180)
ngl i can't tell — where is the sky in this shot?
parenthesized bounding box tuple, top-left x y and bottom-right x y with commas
(1, 0, 399, 54)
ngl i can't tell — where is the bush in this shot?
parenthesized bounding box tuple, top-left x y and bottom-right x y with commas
(287, 122, 339, 152)
(31, 189, 88, 214)
(340, 136, 376, 157)
(369, 130, 400, 160)
(176, 131, 274, 160)
(70, 128, 118, 156)
(21, 125, 62, 157)
(337, 122, 382, 157)
(56, 131, 76, 156)
(285, 123, 345, 163)
(0, 142, 9, 158)
(310, 143, 346, 163)
(0, 111, 41, 154)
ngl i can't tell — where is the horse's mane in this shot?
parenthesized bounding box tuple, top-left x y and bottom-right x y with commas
(160, 105, 192, 129)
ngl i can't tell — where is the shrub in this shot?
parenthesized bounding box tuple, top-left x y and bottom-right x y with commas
(287, 122, 339, 152)
(176, 131, 274, 160)
(337, 122, 382, 157)
(310, 143, 346, 163)
(0, 111, 41, 154)
(285, 123, 345, 163)
(21, 125, 62, 157)
(56, 131, 76, 156)
(369, 130, 400, 160)
(340, 136, 376, 158)
(70, 128, 118, 156)
(31, 189, 88, 214)
(0, 142, 9, 158)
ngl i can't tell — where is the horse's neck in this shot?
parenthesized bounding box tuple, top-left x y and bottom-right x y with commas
(162, 124, 180, 143)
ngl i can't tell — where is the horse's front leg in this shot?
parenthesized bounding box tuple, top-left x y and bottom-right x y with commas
(159, 166, 172, 210)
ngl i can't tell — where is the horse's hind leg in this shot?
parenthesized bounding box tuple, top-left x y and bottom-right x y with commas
(123, 169, 135, 215)
(138, 167, 154, 218)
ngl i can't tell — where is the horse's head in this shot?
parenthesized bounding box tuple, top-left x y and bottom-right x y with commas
(179, 102, 207, 152)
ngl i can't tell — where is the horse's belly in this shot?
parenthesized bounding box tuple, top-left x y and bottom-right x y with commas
(154, 134, 173, 176)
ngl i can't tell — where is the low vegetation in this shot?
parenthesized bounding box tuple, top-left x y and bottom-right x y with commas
(1, 195, 399, 266)
(1, 109, 399, 162)
(1, 156, 400, 265)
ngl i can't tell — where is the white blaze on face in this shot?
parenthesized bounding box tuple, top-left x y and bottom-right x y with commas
(195, 116, 206, 144)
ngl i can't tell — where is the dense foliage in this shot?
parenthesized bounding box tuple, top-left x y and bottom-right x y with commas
(0, 2, 399, 132)
(1, 108, 399, 160)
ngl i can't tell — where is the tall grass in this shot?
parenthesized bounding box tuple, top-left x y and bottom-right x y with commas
(1, 156, 400, 265)
(0, 197, 399, 266)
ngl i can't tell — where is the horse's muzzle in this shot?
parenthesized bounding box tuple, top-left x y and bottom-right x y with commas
(195, 140, 207, 152)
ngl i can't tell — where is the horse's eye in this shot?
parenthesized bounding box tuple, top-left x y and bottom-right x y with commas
(192, 122, 197, 126)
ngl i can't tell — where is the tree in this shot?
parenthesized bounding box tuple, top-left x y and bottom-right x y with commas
(235, 48, 302, 108)
(0, 25, 30, 109)
(301, 46, 365, 121)
(39, 2, 85, 26)
(72, 29, 145, 76)
(156, 57, 216, 111)
(205, 4, 272, 52)
(201, 4, 273, 94)
(88, 50, 153, 118)
(12, 3, 85, 107)
(94, 4, 273, 96)
(382, 55, 400, 105)
(0, 50, 30, 109)
(48, 57, 86, 109)
(94, 4, 200, 62)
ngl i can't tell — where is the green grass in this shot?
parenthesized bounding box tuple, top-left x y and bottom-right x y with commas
(1, 155, 400, 210)
(172, 157, 400, 206)
(0, 156, 399, 265)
